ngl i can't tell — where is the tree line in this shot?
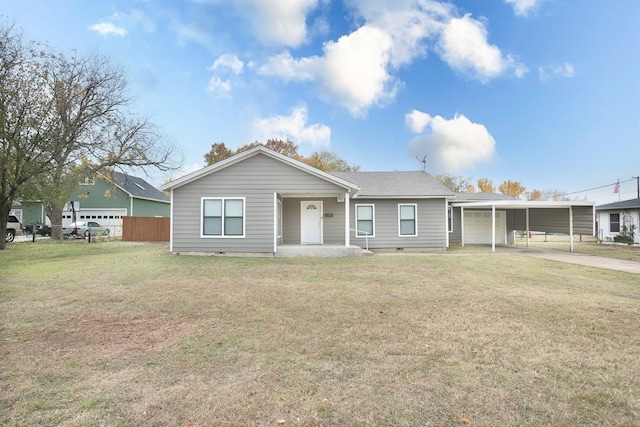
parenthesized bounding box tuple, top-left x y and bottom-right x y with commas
(0, 22, 178, 249)
(434, 174, 571, 201)
(204, 139, 360, 172)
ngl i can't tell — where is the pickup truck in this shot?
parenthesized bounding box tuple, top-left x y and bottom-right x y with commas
(6, 215, 23, 242)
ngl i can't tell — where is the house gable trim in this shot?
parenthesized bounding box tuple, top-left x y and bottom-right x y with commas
(161, 146, 360, 192)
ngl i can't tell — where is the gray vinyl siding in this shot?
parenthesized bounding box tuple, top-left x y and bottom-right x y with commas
(349, 198, 447, 249)
(450, 207, 462, 244)
(450, 206, 594, 244)
(511, 207, 594, 235)
(171, 153, 347, 253)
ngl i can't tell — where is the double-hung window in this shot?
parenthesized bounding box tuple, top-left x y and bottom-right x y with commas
(398, 204, 417, 237)
(202, 197, 245, 237)
(356, 204, 375, 237)
(609, 213, 620, 233)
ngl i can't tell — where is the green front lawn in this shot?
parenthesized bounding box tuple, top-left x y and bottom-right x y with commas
(1, 241, 638, 426)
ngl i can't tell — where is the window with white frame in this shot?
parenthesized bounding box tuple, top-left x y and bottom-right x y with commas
(355, 204, 375, 237)
(202, 198, 245, 237)
(609, 213, 620, 233)
(398, 204, 417, 236)
(448, 206, 453, 233)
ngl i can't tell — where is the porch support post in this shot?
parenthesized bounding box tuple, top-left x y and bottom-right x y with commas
(344, 192, 350, 247)
(445, 199, 450, 248)
(569, 206, 574, 253)
(460, 206, 465, 247)
(491, 205, 496, 253)
(273, 192, 277, 254)
(526, 207, 530, 248)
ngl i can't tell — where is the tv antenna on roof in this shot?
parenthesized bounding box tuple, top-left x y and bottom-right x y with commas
(416, 155, 427, 172)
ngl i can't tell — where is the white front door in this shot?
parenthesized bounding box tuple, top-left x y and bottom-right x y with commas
(301, 201, 323, 244)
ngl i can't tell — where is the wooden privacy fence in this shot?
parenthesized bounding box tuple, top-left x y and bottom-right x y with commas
(123, 217, 170, 242)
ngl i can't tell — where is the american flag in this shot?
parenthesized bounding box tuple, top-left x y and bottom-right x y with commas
(613, 181, 620, 193)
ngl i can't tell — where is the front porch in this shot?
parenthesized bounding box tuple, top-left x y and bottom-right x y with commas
(275, 244, 372, 258)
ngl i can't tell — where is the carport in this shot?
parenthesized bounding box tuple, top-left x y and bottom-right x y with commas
(449, 200, 595, 252)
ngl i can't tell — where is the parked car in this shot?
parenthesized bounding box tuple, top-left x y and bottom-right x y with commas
(24, 223, 49, 236)
(5, 215, 23, 242)
(37, 224, 52, 236)
(62, 221, 110, 238)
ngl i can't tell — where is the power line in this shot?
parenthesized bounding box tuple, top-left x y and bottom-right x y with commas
(560, 178, 635, 197)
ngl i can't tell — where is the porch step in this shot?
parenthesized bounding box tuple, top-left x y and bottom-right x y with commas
(275, 245, 366, 258)
(361, 249, 375, 256)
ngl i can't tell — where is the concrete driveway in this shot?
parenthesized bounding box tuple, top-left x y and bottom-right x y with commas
(505, 247, 640, 274)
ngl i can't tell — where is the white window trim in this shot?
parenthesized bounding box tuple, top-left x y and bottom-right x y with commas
(609, 212, 620, 233)
(448, 206, 453, 233)
(398, 203, 418, 237)
(355, 204, 375, 238)
(201, 197, 246, 238)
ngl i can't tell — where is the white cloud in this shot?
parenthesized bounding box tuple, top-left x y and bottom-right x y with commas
(258, 51, 316, 81)
(405, 109, 432, 134)
(173, 22, 215, 49)
(252, 105, 331, 148)
(89, 22, 128, 37)
(206, 77, 232, 98)
(317, 26, 396, 116)
(241, 0, 320, 47)
(436, 14, 527, 82)
(259, 2, 526, 115)
(504, 0, 545, 17)
(210, 54, 244, 75)
(346, 0, 449, 68)
(259, 26, 397, 116)
(408, 111, 496, 172)
(538, 62, 576, 82)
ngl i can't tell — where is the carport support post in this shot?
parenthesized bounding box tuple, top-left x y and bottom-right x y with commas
(460, 207, 465, 247)
(344, 192, 350, 247)
(569, 206, 574, 253)
(526, 208, 530, 248)
(491, 205, 496, 253)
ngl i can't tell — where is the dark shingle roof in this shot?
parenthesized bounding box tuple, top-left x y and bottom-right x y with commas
(110, 171, 169, 203)
(331, 171, 455, 198)
(596, 198, 640, 210)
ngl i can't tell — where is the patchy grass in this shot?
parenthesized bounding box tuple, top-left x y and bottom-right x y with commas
(513, 233, 640, 262)
(1, 241, 639, 426)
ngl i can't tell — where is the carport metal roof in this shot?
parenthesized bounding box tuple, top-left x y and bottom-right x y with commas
(450, 200, 595, 252)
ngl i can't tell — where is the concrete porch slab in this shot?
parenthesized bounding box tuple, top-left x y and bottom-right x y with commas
(275, 244, 365, 258)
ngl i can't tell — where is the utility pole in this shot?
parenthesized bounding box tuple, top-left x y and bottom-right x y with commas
(633, 176, 640, 199)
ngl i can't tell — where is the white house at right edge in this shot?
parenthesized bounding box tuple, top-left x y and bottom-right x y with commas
(596, 198, 640, 244)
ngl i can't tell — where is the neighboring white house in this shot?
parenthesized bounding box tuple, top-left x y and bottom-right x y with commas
(596, 198, 640, 244)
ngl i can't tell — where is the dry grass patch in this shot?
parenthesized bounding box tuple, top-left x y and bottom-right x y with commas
(1, 241, 639, 426)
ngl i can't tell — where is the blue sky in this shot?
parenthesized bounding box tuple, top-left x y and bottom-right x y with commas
(2, 0, 638, 204)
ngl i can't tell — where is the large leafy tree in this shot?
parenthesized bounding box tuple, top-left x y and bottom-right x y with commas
(436, 174, 475, 193)
(204, 139, 359, 172)
(203, 142, 233, 166)
(0, 23, 178, 247)
(476, 178, 495, 193)
(0, 24, 61, 248)
(498, 180, 526, 199)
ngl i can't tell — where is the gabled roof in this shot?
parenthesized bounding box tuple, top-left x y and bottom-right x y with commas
(596, 198, 640, 210)
(160, 145, 361, 192)
(331, 171, 454, 198)
(107, 171, 169, 203)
